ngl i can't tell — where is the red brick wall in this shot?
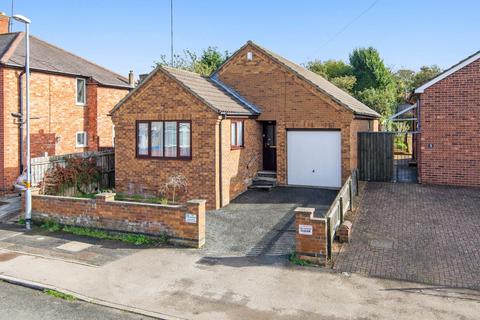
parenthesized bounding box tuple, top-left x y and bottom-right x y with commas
(0, 16, 8, 34)
(112, 70, 219, 210)
(295, 207, 327, 265)
(0, 67, 128, 191)
(216, 44, 359, 185)
(219, 118, 262, 206)
(26, 192, 206, 248)
(418, 59, 480, 187)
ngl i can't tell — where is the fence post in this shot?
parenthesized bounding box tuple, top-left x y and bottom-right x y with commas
(349, 179, 353, 211)
(355, 169, 359, 196)
(326, 215, 332, 260)
(339, 197, 344, 224)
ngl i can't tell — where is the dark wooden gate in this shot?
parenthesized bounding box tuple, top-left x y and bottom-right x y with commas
(358, 132, 394, 181)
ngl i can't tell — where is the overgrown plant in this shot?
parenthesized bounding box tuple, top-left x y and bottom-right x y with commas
(43, 156, 101, 195)
(160, 174, 188, 204)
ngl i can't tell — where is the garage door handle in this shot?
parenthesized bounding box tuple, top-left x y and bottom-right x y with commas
(312, 169, 315, 173)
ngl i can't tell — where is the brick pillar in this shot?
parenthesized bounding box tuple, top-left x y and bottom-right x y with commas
(0, 15, 9, 34)
(86, 80, 99, 151)
(295, 207, 327, 265)
(186, 199, 206, 248)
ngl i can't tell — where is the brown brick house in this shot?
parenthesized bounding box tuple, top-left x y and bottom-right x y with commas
(111, 41, 379, 210)
(413, 51, 480, 187)
(0, 14, 131, 191)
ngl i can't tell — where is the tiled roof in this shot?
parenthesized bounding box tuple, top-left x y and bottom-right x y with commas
(215, 41, 381, 118)
(0, 32, 131, 88)
(111, 65, 259, 116)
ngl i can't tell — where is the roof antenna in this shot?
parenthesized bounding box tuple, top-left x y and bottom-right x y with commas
(170, 0, 174, 67)
(9, 0, 14, 32)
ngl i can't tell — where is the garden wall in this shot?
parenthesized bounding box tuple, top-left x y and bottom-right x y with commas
(24, 191, 206, 248)
(294, 207, 327, 265)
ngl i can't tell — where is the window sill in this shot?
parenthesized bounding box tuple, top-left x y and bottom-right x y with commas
(230, 146, 244, 150)
(136, 156, 192, 161)
(76, 103, 87, 107)
(76, 145, 87, 148)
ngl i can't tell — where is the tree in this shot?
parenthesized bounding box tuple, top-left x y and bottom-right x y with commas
(306, 59, 356, 92)
(411, 65, 442, 89)
(394, 68, 415, 97)
(155, 47, 229, 76)
(349, 47, 394, 91)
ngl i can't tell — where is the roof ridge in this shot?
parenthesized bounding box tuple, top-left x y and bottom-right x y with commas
(0, 32, 24, 64)
(28, 35, 129, 83)
(161, 65, 207, 77)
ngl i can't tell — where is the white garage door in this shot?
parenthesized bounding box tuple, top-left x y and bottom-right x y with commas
(287, 130, 341, 188)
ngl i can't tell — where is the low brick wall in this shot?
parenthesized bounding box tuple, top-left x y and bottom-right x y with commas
(25, 191, 206, 248)
(295, 207, 327, 265)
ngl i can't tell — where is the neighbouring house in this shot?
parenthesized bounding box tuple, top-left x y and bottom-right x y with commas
(412, 50, 480, 187)
(0, 14, 132, 191)
(110, 41, 380, 210)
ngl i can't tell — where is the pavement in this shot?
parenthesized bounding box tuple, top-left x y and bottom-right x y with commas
(201, 187, 336, 258)
(0, 280, 154, 320)
(0, 194, 21, 223)
(334, 182, 480, 290)
(0, 188, 478, 319)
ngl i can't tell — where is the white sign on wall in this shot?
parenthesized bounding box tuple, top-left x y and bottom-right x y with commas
(185, 213, 197, 224)
(299, 224, 313, 235)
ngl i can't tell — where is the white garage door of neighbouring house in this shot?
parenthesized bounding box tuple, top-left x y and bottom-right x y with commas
(287, 130, 341, 188)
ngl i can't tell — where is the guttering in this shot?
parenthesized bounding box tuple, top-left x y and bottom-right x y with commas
(218, 112, 227, 208)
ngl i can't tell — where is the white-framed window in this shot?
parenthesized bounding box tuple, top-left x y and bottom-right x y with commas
(76, 78, 86, 105)
(76, 131, 87, 147)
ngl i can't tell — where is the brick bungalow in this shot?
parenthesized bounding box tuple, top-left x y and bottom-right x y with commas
(0, 14, 132, 191)
(110, 41, 379, 210)
(413, 50, 480, 187)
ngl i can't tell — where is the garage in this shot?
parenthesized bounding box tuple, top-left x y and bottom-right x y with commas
(287, 130, 341, 188)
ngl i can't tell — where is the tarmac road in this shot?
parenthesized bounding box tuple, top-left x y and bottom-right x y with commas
(0, 281, 155, 320)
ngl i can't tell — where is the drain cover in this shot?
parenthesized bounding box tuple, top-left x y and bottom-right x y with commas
(370, 239, 393, 249)
(56, 241, 93, 252)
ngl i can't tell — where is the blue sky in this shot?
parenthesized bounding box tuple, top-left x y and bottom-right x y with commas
(7, 0, 480, 77)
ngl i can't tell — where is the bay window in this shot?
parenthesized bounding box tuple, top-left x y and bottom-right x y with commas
(136, 120, 191, 159)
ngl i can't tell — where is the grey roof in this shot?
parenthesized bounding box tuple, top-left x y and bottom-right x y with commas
(216, 41, 380, 118)
(111, 65, 259, 116)
(0, 32, 131, 88)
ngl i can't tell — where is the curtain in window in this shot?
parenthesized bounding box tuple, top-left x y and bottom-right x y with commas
(164, 122, 177, 157)
(179, 122, 191, 157)
(231, 123, 236, 145)
(236, 122, 243, 146)
(151, 122, 163, 157)
(137, 123, 149, 155)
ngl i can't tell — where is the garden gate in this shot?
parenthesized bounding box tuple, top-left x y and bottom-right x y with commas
(358, 132, 418, 183)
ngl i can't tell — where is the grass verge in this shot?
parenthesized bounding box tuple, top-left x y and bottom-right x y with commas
(44, 289, 76, 301)
(39, 221, 168, 246)
(288, 252, 313, 266)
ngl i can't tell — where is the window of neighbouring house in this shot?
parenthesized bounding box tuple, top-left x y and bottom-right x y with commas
(231, 120, 244, 149)
(76, 131, 87, 147)
(76, 78, 86, 105)
(136, 120, 191, 159)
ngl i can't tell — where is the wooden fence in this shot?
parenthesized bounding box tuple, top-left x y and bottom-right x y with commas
(358, 132, 394, 182)
(31, 150, 114, 188)
(325, 169, 358, 259)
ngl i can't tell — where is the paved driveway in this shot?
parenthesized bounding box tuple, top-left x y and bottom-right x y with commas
(201, 187, 337, 259)
(334, 182, 480, 290)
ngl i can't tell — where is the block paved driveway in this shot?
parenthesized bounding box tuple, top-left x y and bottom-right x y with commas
(201, 187, 337, 260)
(334, 182, 480, 290)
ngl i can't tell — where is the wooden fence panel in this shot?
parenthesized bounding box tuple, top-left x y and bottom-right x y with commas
(358, 132, 394, 182)
(30, 150, 114, 188)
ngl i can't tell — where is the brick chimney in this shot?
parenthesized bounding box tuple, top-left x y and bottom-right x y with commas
(0, 12, 9, 34)
(128, 70, 135, 87)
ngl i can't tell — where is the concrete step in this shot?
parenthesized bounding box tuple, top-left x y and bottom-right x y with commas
(252, 177, 277, 187)
(256, 171, 277, 179)
(247, 185, 274, 191)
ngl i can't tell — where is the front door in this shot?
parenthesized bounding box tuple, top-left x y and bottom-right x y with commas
(262, 122, 277, 171)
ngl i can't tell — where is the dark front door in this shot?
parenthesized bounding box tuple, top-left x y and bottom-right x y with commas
(263, 122, 277, 171)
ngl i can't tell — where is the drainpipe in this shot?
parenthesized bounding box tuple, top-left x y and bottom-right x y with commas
(218, 112, 227, 208)
(18, 70, 26, 174)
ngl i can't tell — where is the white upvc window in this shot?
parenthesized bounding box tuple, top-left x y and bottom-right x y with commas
(76, 78, 86, 105)
(76, 131, 87, 147)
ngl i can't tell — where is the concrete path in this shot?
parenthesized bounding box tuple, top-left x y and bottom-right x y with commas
(0, 280, 153, 320)
(0, 245, 478, 319)
(334, 183, 480, 290)
(0, 195, 21, 223)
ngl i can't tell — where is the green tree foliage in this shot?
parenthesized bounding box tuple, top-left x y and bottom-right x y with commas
(349, 47, 394, 92)
(155, 47, 229, 76)
(411, 65, 442, 89)
(306, 60, 357, 93)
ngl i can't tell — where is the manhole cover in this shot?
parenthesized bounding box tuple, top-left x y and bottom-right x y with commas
(370, 239, 393, 249)
(56, 241, 93, 252)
